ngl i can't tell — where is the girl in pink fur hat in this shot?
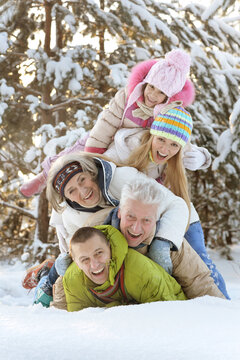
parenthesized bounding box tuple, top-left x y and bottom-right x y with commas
(20, 49, 207, 198)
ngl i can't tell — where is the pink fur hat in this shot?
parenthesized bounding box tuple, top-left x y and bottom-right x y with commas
(124, 49, 193, 119)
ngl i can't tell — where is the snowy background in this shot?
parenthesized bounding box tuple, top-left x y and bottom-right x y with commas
(0, 1, 239, 358)
(0, 245, 240, 360)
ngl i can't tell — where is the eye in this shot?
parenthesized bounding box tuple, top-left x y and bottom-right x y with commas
(96, 251, 103, 256)
(81, 258, 89, 264)
(171, 143, 179, 148)
(126, 214, 134, 220)
(79, 176, 85, 184)
(144, 219, 151, 224)
(158, 137, 165, 142)
(69, 188, 76, 195)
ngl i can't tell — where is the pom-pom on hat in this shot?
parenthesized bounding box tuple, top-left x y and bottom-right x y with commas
(150, 106, 193, 147)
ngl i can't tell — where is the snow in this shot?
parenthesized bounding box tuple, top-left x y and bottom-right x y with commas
(0, 32, 9, 53)
(0, 246, 240, 360)
(45, 56, 83, 90)
(201, 0, 225, 21)
(229, 98, 240, 133)
(0, 79, 15, 99)
(107, 63, 129, 88)
(26, 95, 40, 114)
(120, 0, 179, 44)
(212, 129, 232, 170)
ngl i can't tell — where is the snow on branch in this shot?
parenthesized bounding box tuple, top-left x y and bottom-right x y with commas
(201, 0, 226, 21)
(0, 32, 9, 53)
(229, 98, 240, 134)
(0, 201, 37, 220)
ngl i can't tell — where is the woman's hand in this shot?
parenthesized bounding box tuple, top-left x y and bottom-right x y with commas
(183, 146, 207, 171)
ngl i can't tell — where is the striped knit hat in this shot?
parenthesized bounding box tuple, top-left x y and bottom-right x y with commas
(150, 106, 192, 147)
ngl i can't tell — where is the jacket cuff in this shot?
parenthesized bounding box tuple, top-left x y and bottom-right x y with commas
(84, 146, 107, 154)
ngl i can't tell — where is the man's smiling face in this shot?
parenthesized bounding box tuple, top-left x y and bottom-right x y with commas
(118, 199, 158, 247)
(72, 234, 111, 285)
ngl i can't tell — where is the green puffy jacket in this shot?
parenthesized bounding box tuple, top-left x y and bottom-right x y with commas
(63, 225, 187, 312)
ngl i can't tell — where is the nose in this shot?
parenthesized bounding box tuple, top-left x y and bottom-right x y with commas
(131, 220, 142, 234)
(149, 89, 157, 100)
(90, 257, 99, 270)
(160, 143, 169, 153)
(78, 185, 88, 198)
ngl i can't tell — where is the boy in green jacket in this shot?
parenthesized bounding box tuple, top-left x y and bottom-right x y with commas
(63, 225, 187, 312)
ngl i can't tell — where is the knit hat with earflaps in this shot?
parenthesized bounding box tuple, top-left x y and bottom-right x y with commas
(123, 49, 191, 120)
(150, 106, 193, 148)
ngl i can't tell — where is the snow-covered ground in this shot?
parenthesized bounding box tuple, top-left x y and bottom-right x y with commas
(0, 245, 240, 360)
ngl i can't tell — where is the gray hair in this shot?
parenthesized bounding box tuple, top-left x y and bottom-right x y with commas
(46, 152, 99, 212)
(119, 175, 165, 219)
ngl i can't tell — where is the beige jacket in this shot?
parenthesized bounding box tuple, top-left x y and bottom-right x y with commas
(85, 87, 182, 151)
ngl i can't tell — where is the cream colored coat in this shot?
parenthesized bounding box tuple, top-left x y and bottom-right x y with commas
(85, 87, 183, 151)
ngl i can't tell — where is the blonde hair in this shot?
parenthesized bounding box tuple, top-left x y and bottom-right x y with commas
(126, 131, 191, 225)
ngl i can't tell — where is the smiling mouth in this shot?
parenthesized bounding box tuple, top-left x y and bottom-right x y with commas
(92, 267, 105, 276)
(84, 190, 93, 200)
(157, 151, 168, 160)
(127, 230, 142, 239)
(147, 97, 156, 104)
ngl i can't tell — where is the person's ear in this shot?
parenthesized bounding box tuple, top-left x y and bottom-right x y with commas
(117, 208, 121, 219)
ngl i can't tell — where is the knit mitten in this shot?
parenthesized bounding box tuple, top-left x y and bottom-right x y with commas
(55, 253, 72, 276)
(148, 238, 173, 275)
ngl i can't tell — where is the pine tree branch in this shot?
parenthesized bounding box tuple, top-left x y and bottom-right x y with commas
(0, 150, 33, 174)
(0, 201, 37, 220)
(47, 97, 103, 112)
(14, 83, 42, 97)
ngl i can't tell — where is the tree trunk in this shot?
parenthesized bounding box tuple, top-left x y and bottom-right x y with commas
(99, 0, 105, 61)
(36, 0, 53, 243)
(37, 189, 49, 243)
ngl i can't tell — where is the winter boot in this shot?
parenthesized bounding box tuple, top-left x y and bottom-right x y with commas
(33, 275, 53, 308)
(22, 258, 55, 289)
(19, 171, 47, 198)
